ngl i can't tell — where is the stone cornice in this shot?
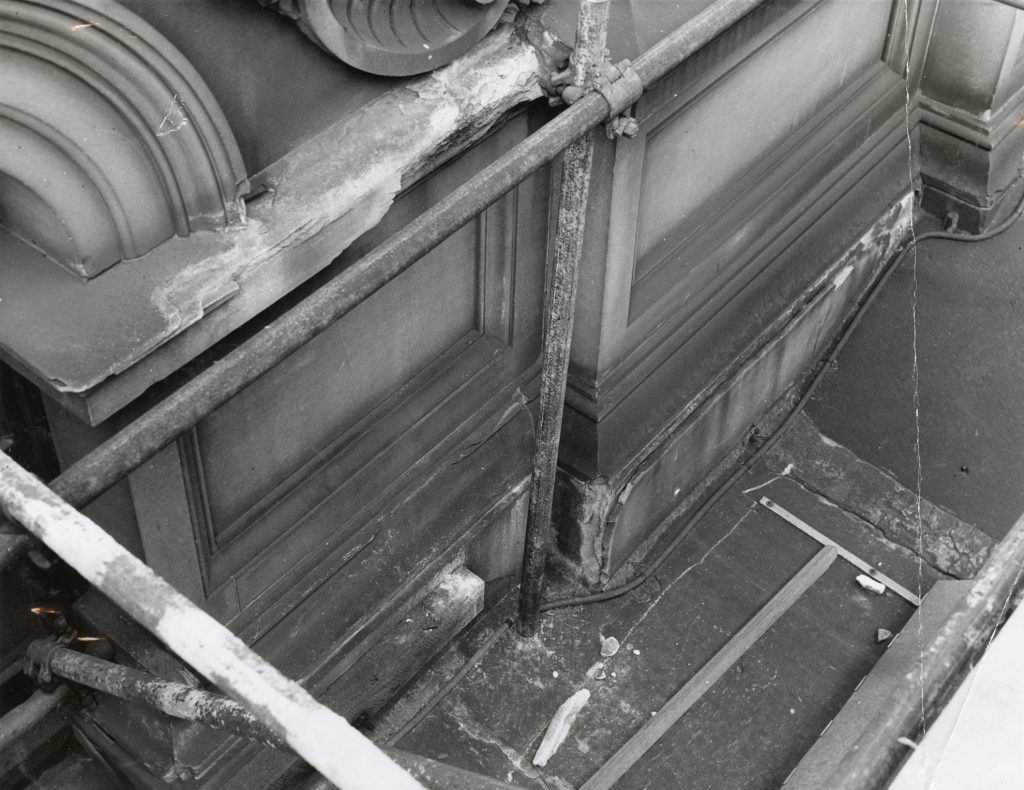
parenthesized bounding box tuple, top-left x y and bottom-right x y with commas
(0, 0, 247, 278)
(0, 22, 550, 424)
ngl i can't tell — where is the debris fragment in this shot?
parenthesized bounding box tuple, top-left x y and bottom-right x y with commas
(897, 736, 918, 749)
(600, 636, 620, 657)
(856, 574, 887, 595)
(632, 649, 640, 656)
(533, 689, 591, 767)
(594, 668, 607, 680)
(552, 671, 559, 679)
(877, 628, 893, 643)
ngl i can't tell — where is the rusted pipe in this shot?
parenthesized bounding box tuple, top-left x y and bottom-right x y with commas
(0, 686, 70, 753)
(824, 508, 1024, 789)
(517, 0, 610, 637)
(26, 641, 281, 748)
(29, 641, 525, 790)
(0, 453, 423, 790)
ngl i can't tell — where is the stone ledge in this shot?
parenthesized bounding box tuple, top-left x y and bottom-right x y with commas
(764, 412, 993, 580)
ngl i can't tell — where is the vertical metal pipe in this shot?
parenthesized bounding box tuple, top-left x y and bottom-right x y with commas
(517, 0, 610, 637)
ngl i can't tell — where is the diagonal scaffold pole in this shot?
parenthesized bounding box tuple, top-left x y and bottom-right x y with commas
(0, 452, 422, 790)
(517, 0, 611, 637)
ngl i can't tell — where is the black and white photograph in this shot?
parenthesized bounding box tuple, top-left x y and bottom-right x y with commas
(1, 0, 1022, 787)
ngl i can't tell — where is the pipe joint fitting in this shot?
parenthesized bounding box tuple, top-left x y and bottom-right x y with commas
(25, 638, 65, 689)
(597, 59, 643, 138)
(596, 59, 643, 118)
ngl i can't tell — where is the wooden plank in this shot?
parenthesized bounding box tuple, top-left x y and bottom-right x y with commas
(581, 544, 838, 790)
(759, 497, 922, 606)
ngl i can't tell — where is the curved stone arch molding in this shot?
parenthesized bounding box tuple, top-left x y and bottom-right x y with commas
(281, 0, 510, 76)
(0, 0, 247, 279)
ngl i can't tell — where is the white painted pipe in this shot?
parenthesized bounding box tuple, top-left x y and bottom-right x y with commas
(0, 453, 422, 790)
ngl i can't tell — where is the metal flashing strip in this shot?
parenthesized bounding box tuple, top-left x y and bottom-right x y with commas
(759, 497, 922, 607)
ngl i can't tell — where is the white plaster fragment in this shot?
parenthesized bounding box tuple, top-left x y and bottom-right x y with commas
(533, 689, 591, 767)
(832, 264, 854, 289)
(856, 574, 887, 595)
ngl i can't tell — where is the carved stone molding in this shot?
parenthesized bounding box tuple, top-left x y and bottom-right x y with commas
(265, 0, 510, 76)
(0, 0, 247, 279)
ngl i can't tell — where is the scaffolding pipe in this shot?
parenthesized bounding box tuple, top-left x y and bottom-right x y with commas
(0, 686, 69, 753)
(0, 453, 422, 790)
(21, 642, 523, 790)
(516, 0, 609, 636)
(26, 641, 282, 748)
(824, 508, 1024, 789)
(1, 0, 771, 568)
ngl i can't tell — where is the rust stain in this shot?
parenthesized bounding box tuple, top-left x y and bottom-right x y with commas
(30, 606, 61, 615)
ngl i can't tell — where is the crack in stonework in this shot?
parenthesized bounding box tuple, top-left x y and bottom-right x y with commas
(764, 476, 952, 583)
(156, 93, 189, 137)
(898, 0, 928, 740)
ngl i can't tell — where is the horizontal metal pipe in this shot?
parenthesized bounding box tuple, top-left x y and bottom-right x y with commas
(824, 508, 1024, 788)
(0, 686, 70, 753)
(30, 642, 281, 748)
(35, 642, 523, 790)
(2, 0, 770, 569)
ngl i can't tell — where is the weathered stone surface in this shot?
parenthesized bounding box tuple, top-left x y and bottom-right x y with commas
(764, 412, 993, 579)
(0, 0, 247, 279)
(0, 22, 551, 424)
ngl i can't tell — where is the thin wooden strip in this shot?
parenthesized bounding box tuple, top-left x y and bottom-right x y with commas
(759, 497, 922, 606)
(581, 545, 838, 790)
